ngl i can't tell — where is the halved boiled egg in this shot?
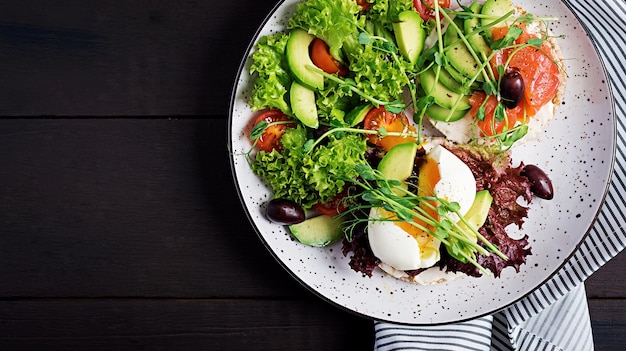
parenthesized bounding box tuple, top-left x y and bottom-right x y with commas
(367, 144, 476, 271)
(418, 144, 476, 222)
(368, 207, 442, 271)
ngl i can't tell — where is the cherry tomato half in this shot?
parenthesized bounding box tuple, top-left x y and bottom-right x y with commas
(310, 38, 349, 77)
(363, 107, 417, 151)
(469, 92, 525, 137)
(355, 0, 372, 11)
(314, 189, 350, 216)
(252, 109, 295, 152)
(413, 0, 451, 21)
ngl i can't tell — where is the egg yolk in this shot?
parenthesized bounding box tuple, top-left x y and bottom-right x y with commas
(415, 155, 442, 220)
(395, 220, 440, 261)
(417, 156, 441, 199)
(377, 208, 438, 259)
(378, 155, 440, 251)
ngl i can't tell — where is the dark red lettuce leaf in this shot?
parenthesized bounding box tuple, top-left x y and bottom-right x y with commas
(342, 143, 535, 279)
(341, 225, 380, 277)
(442, 144, 533, 277)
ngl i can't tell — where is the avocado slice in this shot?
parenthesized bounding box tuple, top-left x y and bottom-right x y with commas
(286, 28, 324, 90)
(458, 190, 493, 241)
(420, 68, 471, 111)
(425, 102, 469, 122)
(442, 63, 479, 90)
(378, 142, 419, 196)
(464, 2, 492, 58)
(480, 0, 514, 41)
(436, 65, 471, 95)
(392, 10, 425, 65)
(290, 81, 319, 128)
(344, 103, 373, 126)
(289, 215, 344, 247)
(444, 18, 484, 82)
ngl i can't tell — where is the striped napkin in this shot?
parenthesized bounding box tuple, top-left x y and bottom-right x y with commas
(374, 0, 626, 350)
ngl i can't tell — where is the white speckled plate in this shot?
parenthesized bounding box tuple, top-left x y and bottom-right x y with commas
(228, 0, 615, 325)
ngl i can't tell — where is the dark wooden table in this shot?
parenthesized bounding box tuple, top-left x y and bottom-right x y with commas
(0, 1, 624, 350)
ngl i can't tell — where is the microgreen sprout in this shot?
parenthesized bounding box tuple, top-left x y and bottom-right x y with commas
(310, 25, 426, 140)
(417, 6, 564, 151)
(301, 124, 419, 153)
(309, 64, 408, 112)
(247, 119, 297, 156)
(338, 163, 507, 276)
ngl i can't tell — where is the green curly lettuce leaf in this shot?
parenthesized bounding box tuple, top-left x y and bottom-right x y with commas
(304, 131, 368, 200)
(350, 44, 412, 104)
(368, 0, 414, 30)
(288, 0, 364, 61)
(315, 79, 359, 124)
(249, 32, 292, 114)
(251, 126, 368, 209)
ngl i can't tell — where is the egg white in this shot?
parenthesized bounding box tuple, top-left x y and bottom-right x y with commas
(367, 144, 476, 272)
(368, 207, 441, 271)
(425, 144, 477, 222)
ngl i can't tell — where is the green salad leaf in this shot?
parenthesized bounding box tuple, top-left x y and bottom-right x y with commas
(350, 41, 412, 105)
(315, 79, 359, 124)
(249, 33, 292, 114)
(251, 126, 368, 209)
(288, 0, 363, 61)
(368, 0, 414, 30)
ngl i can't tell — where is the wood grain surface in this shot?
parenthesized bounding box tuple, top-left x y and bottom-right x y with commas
(0, 0, 624, 350)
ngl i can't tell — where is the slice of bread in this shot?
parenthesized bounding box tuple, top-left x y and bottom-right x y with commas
(378, 262, 466, 285)
(426, 6, 566, 146)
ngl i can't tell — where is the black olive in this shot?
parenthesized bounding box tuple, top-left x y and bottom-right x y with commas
(265, 198, 306, 225)
(313, 125, 330, 140)
(500, 69, 525, 109)
(521, 164, 554, 200)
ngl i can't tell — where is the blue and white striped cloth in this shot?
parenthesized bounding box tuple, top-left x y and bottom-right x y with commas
(374, 0, 626, 349)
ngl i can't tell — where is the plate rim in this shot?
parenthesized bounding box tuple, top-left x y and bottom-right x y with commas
(227, 0, 618, 325)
